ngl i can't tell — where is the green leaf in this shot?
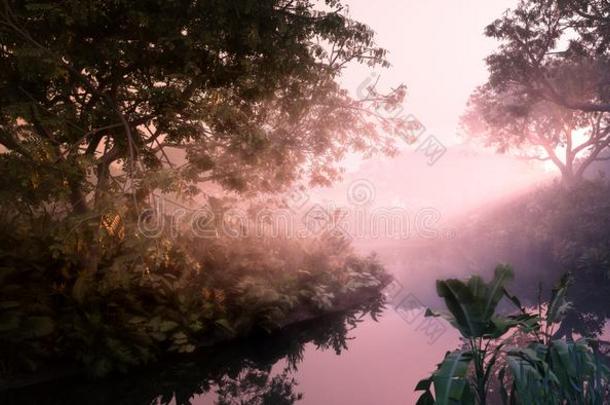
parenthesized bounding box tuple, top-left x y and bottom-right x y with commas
(159, 320, 179, 332)
(506, 344, 560, 404)
(434, 265, 515, 338)
(502, 287, 523, 311)
(215, 318, 235, 335)
(415, 377, 432, 391)
(481, 265, 514, 320)
(415, 390, 435, 405)
(546, 273, 571, 326)
(432, 350, 473, 405)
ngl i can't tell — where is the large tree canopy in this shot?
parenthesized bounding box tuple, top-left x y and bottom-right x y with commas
(0, 0, 406, 213)
(462, 0, 610, 183)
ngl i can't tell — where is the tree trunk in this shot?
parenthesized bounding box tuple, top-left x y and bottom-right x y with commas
(561, 166, 581, 187)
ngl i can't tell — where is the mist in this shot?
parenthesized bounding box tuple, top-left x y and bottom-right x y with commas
(3, 1, 610, 404)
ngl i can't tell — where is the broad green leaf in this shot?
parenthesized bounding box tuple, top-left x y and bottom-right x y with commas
(481, 265, 514, 320)
(434, 265, 516, 338)
(415, 390, 435, 405)
(432, 350, 473, 405)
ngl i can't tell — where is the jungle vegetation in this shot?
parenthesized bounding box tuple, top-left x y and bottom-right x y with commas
(416, 267, 610, 405)
(0, 0, 400, 379)
(0, 298, 384, 404)
(415, 2, 610, 401)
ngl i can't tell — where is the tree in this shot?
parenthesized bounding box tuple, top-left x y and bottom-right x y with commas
(462, 0, 610, 184)
(0, 0, 407, 214)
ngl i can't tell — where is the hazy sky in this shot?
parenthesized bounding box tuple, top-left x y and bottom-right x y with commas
(341, 0, 516, 145)
(310, 0, 553, 221)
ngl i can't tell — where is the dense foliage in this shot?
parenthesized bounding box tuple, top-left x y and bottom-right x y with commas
(0, 0, 406, 210)
(0, 207, 386, 378)
(1, 301, 383, 404)
(0, 0, 397, 381)
(457, 178, 610, 339)
(403, 177, 610, 343)
(415, 267, 610, 405)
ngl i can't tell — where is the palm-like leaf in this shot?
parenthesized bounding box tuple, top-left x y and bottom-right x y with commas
(546, 273, 572, 326)
(503, 339, 610, 404)
(505, 344, 560, 405)
(429, 265, 522, 339)
(547, 339, 609, 404)
(415, 350, 474, 405)
(419, 270, 609, 404)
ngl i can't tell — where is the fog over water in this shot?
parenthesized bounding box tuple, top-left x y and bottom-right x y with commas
(191, 1, 566, 397)
(7, 1, 610, 404)
(308, 0, 554, 235)
(242, 2, 565, 402)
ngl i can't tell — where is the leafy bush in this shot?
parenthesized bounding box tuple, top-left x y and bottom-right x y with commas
(441, 178, 610, 338)
(0, 203, 387, 379)
(415, 266, 610, 405)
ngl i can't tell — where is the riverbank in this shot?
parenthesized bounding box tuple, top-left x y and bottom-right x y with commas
(0, 283, 386, 392)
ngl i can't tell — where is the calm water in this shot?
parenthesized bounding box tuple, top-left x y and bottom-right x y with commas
(2, 255, 462, 405)
(3, 245, 608, 405)
(1, 308, 459, 405)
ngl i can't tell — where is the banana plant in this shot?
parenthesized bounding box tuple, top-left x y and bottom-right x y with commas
(499, 338, 609, 405)
(415, 268, 609, 404)
(498, 274, 609, 405)
(416, 265, 538, 404)
(415, 350, 474, 405)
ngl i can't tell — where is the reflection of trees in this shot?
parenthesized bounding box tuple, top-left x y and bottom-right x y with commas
(215, 367, 302, 405)
(1, 296, 384, 405)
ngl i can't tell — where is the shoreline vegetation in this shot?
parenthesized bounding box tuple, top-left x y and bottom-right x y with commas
(411, 178, 610, 404)
(0, 204, 390, 387)
(1, 295, 385, 403)
(1, 286, 386, 392)
(3, 1, 610, 403)
(416, 267, 610, 405)
(0, 0, 404, 393)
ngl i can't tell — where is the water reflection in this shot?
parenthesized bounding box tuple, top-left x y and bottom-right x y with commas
(3, 245, 608, 405)
(1, 296, 384, 405)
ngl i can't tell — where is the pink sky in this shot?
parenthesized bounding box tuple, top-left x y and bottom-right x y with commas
(341, 0, 516, 145)
(309, 0, 554, 222)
